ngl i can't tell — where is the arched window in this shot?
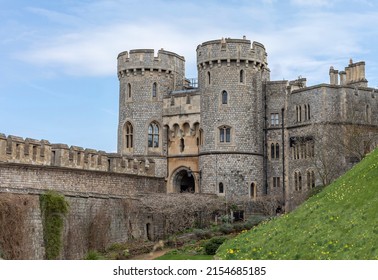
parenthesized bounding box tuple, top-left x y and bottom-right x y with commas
(250, 183, 255, 199)
(299, 105, 302, 122)
(307, 170, 316, 189)
(183, 123, 190, 136)
(296, 144, 300, 159)
(152, 82, 157, 98)
(221, 90, 228, 104)
(127, 83, 131, 99)
(148, 122, 159, 148)
(240, 69, 244, 83)
(271, 143, 280, 159)
(180, 138, 185, 152)
(276, 143, 280, 159)
(219, 182, 224, 194)
(294, 171, 302, 191)
(219, 126, 231, 143)
(207, 71, 211, 85)
(304, 105, 307, 121)
(125, 122, 133, 149)
(173, 124, 180, 138)
(199, 129, 204, 146)
(307, 104, 311, 120)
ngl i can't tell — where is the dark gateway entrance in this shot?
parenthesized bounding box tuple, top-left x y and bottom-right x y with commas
(174, 169, 195, 193)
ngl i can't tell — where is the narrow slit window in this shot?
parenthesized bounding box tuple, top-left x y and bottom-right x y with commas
(221, 90, 228, 104)
(152, 82, 157, 97)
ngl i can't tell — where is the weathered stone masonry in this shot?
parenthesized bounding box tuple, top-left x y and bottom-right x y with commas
(2, 36, 378, 259)
(118, 36, 378, 212)
(0, 134, 166, 259)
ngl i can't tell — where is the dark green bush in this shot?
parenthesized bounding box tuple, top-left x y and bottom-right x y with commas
(84, 250, 105, 260)
(246, 215, 267, 226)
(232, 223, 245, 232)
(204, 237, 228, 255)
(193, 229, 212, 239)
(219, 223, 234, 234)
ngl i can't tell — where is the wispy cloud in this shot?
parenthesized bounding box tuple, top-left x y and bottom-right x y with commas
(11, 1, 378, 86)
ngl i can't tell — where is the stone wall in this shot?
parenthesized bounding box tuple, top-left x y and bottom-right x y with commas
(0, 162, 165, 198)
(0, 133, 156, 177)
(0, 160, 166, 259)
(199, 153, 264, 199)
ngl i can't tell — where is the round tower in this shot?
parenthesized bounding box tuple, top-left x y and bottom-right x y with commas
(197, 37, 270, 199)
(117, 49, 185, 177)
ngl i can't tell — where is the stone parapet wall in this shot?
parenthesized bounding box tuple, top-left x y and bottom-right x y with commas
(0, 133, 156, 177)
(197, 38, 268, 70)
(117, 49, 185, 91)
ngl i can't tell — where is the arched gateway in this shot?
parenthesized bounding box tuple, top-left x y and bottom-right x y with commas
(172, 168, 195, 193)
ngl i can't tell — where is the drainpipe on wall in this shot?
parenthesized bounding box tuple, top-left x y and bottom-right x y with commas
(263, 80, 268, 195)
(281, 108, 286, 211)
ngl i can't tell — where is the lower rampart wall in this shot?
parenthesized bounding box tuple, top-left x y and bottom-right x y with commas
(0, 163, 165, 196)
(0, 163, 166, 259)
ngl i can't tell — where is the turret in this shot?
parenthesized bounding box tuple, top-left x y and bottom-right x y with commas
(117, 48, 186, 177)
(197, 37, 270, 199)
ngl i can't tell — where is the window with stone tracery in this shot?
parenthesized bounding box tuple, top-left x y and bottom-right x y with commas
(125, 122, 133, 150)
(148, 122, 159, 148)
(219, 126, 231, 143)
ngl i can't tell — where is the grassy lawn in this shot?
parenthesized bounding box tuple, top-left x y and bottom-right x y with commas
(216, 148, 378, 260)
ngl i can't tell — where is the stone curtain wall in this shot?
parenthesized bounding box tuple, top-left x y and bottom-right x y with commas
(0, 163, 165, 196)
(0, 163, 166, 259)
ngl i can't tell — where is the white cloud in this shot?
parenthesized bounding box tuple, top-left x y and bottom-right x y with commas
(13, 1, 378, 86)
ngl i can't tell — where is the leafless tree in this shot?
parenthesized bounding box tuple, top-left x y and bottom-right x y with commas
(128, 193, 225, 236)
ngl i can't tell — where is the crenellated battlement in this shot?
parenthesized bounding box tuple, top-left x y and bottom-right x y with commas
(196, 37, 268, 70)
(117, 48, 185, 79)
(0, 133, 155, 176)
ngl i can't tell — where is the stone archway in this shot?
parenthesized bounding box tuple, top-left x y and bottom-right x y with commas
(173, 168, 195, 193)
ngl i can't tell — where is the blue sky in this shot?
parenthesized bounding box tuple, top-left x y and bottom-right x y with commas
(1, 0, 378, 152)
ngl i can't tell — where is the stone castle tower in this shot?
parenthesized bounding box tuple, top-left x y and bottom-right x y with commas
(117, 49, 186, 177)
(116, 38, 272, 198)
(197, 38, 270, 198)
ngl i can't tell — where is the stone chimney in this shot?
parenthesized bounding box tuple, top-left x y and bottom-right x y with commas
(329, 66, 339, 85)
(339, 71, 346, 85)
(344, 59, 368, 87)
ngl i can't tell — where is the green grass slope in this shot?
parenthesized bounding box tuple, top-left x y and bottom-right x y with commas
(216, 148, 378, 260)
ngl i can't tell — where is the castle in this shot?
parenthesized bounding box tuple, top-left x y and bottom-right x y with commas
(117, 36, 378, 210)
(1, 36, 378, 258)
